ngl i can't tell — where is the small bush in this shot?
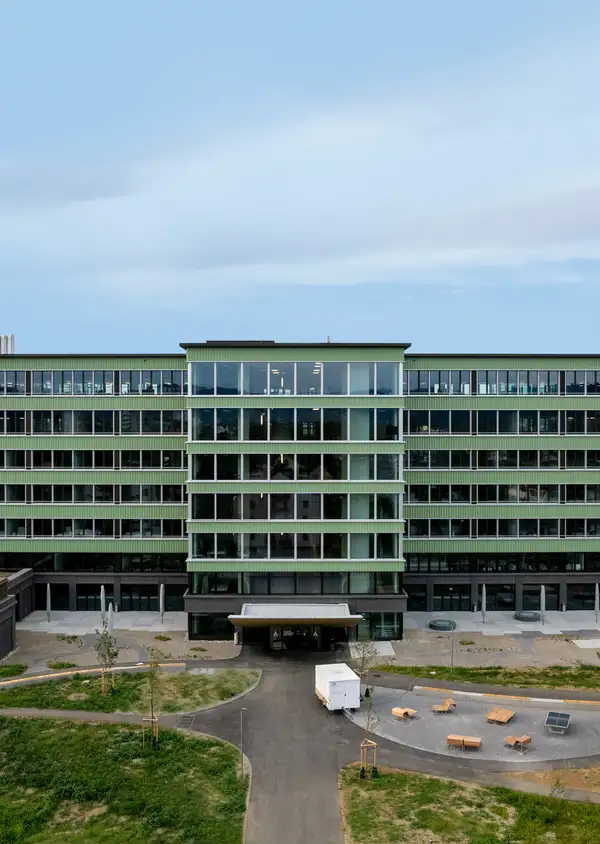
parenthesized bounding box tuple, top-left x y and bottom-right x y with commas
(47, 661, 77, 670)
(459, 639, 475, 646)
(154, 634, 171, 641)
(0, 663, 27, 678)
(190, 646, 207, 653)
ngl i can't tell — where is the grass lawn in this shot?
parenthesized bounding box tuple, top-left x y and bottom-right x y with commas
(0, 664, 27, 678)
(340, 765, 600, 843)
(374, 663, 600, 689)
(0, 716, 246, 844)
(0, 668, 260, 714)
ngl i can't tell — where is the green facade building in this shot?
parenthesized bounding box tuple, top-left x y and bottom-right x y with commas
(1, 340, 599, 655)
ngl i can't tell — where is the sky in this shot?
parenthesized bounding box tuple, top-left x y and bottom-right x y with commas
(1, 0, 600, 354)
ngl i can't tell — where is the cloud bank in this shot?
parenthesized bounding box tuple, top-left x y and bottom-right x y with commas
(1, 34, 599, 297)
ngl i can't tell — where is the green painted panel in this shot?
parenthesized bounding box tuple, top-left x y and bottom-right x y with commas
(0, 539, 187, 552)
(188, 521, 402, 533)
(187, 396, 403, 408)
(405, 436, 588, 449)
(1, 437, 185, 449)
(405, 356, 600, 369)
(185, 482, 403, 493)
(185, 347, 406, 362)
(404, 505, 600, 518)
(186, 560, 404, 572)
(404, 539, 600, 552)
(2, 397, 186, 409)
(0, 471, 185, 484)
(405, 471, 599, 484)
(0, 505, 185, 518)
(1, 356, 184, 369)
(185, 441, 403, 454)
(405, 396, 600, 410)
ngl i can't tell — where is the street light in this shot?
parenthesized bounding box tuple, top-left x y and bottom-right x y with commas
(240, 707, 247, 779)
(448, 588, 455, 675)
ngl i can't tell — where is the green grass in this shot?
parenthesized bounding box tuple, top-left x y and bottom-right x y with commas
(340, 766, 600, 843)
(0, 668, 260, 714)
(153, 634, 171, 641)
(0, 664, 27, 678)
(0, 716, 246, 843)
(374, 662, 600, 689)
(47, 661, 78, 670)
(190, 646, 207, 653)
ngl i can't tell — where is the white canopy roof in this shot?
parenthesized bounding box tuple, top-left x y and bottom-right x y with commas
(228, 602, 363, 626)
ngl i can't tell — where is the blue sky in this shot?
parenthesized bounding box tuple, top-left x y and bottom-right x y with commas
(1, 0, 600, 353)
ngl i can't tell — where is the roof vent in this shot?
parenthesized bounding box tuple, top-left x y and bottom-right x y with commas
(0, 334, 15, 355)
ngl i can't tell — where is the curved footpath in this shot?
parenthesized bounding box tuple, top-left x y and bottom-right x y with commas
(4, 653, 600, 844)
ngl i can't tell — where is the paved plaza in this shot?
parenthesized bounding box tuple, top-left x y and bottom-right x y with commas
(404, 609, 600, 636)
(350, 685, 600, 763)
(16, 609, 189, 635)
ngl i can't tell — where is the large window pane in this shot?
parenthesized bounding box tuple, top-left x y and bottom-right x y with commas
(216, 494, 241, 519)
(216, 363, 240, 395)
(270, 454, 295, 480)
(349, 409, 374, 440)
(217, 534, 241, 558)
(296, 362, 321, 395)
(322, 363, 347, 395)
(349, 454, 374, 480)
(244, 454, 268, 479)
(270, 534, 294, 558)
(270, 493, 294, 519)
(377, 493, 398, 519)
(297, 409, 321, 440)
(192, 454, 214, 480)
(324, 494, 348, 519)
(270, 408, 294, 440)
(323, 409, 347, 440)
(216, 454, 240, 480)
(297, 493, 321, 519)
(243, 534, 268, 558)
(244, 409, 268, 440)
(191, 363, 214, 395)
(324, 454, 347, 480)
(296, 539, 322, 561)
(269, 363, 294, 395)
(349, 363, 374, 395)
(376, 362, 399, 395)
(192, 494, 214, 519)
(242, 363, 267, 395)
(243, 494, 269, 519)
(377, 454, 399, 480)
(192, 409, 214, 440)
(216, 409, 239, 440)
(297, 454, 321, 480)
(350, 493, 374, 519)
(377, 409, 398, 440)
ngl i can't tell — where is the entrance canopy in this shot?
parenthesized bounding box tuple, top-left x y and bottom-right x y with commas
(228, 602, 362, 627)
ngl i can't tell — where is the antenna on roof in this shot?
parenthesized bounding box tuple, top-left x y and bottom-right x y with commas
(326, 336, 332, 343)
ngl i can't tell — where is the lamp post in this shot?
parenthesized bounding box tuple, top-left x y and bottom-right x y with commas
(448, 588, 455, 675)
(240, 707, 247, 779)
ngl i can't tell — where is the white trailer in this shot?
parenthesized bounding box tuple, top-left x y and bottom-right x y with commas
(315, 663, 360, 712)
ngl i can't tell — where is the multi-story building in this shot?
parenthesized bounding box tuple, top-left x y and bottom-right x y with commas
(0, 342, 407, 650)
(404, 356, 600, 614)
(3, 342, 600, 652)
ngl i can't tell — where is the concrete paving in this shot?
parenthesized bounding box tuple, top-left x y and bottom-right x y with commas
(350, 685, 600, 763)
(16, 610, 188, 634)
(405, 609, 600, 636)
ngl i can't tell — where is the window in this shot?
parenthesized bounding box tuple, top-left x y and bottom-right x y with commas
(243, 362, 268, 395)
(376, 362, 399, 395)
(451, 410, 470, 434)
(297, 454, 321, 480)
(297, 409, 321, 440)
(270, 454, 294, 480)
(376, 409, 398, 440)
(430, 451, 449, 468)
(477, 411, 497, 434)
(94, 411, 113, 434)
(518, 371, 538, 394)
(349, 362, 374, 395)
(162, 410, 182, 434)
(539, 371, 559, 394)
(216, 363, 240, 395)
(325, 454, 348, 480)
(270, 408, 294, 440)
(519, 450, 538, 468)
(244, 493, 268, 520)
(322, 362, 347, 395)
(566, 371, 585, 394)
(216, 409, 239, 440)
(498, 370, 518, 394)
(566, 411, 585, 434)
(588, 371, 600, 394)
(244, 454, 268, 480)
(409, 486, 428, 503)
(141, 410, 161, 434)
(449, 370, 470, 395)
(430, 485, 450, 502)
(429, 370, 449, 395)
(410, 451, 429, 468)
(191, 363, 214, 395)
(121, 411, 140, 435)
(244, 409, 268, 440)
(349, 409, 374, 440)
(270, 493, 294, 519)
(519, 410, 538, 434)
(296, 362, 321, 395)
(269, 363, 294, 395)
(410, 410, 429, 434)
(323, 409, 347, 440)
(33, 410, 52, 433)
(270, 534, 294, 558)
(192, 494, 214, 519)
(451, 450, 470, 468)
(162, 370, 183, 394)
(540, 410, 558, 433)
(430, 410, 449, 434)
(376, 454, 399, 480)
(477, 370, 497, 395)
(216, 454, 240, 480)
(216, 494, 241, 520)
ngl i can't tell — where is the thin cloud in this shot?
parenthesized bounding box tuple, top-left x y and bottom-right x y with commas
(0, 33, 599, 295)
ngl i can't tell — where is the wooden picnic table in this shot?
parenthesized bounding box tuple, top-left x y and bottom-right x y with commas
(447, 734, 482, 751)
(486, 707, 515, 724)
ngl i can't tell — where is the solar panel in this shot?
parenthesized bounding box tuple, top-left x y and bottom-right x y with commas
(545, 711, 571, 728)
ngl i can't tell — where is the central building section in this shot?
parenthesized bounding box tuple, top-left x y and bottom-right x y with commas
(183, 341, 408, 648)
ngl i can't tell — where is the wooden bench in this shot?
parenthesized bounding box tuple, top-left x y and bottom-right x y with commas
(486, 708, 516, 725)
(392, 707, 418, 720)
(447, 734, 482, 751)
(504, 735, 531, 753)
(431, 698, 457, 714)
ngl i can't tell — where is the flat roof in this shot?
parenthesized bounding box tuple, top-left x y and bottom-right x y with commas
(180, 341, 411, 349)
(406, 353, 600, 359)
(228, 602, 363, 626)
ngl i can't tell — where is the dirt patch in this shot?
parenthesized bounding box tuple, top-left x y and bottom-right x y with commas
(66, 692, 89, 702)
(509, 766, 600, 794)
(53, 803, 107, 824)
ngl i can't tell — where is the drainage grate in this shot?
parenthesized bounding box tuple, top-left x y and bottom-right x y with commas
(177, 715, 196, 730)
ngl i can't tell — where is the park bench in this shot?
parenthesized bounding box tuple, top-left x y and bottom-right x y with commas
(447, 734, 482, 751)
(391, 707, 418, 720)
(504, 735, 531, 753)
(486, 707, 516, 724)
(431, 698, 457, 714)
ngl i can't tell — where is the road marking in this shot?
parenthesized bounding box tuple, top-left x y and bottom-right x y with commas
(416, 685, 600, 706)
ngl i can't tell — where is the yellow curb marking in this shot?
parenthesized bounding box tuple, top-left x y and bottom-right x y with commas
(419, 684, 600, 706)
(0, 663, 185, 688)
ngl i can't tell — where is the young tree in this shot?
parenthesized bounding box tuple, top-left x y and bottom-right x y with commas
(94, 618, 120, 695)
(146, 647, 164, 748)
(353, 637, 380, 699)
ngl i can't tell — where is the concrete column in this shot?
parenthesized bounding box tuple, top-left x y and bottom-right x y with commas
(515, 581, 524, 611)
(68, 581, 77, 611)
(112, 579, 121, 612)
(470, 582, 479, 612)
(559, 581, 568, 611)
(425, 580, 435, 612)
